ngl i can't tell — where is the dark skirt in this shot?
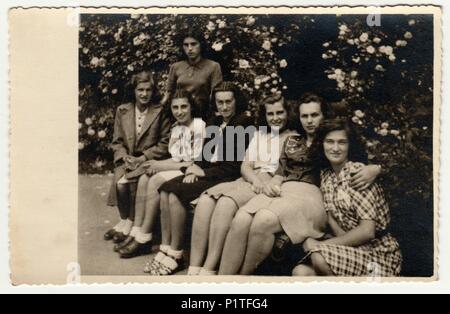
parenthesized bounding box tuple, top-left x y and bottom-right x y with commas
(159, 175, 237, 209)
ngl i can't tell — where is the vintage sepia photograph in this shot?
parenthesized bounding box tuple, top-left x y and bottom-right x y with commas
(77, 9, 437, 279)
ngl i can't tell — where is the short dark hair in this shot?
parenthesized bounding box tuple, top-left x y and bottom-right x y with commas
(167, 89, 200, 122)
(210, 81, 248, 118)
(125, 70, 160, 104)
(257, 94, 295, 131)
(292, 92, 329, 136)
(311, 118, 368, 169)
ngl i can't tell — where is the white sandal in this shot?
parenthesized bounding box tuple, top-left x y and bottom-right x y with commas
(150, 255, 182, 276)
(143, 251, 166, 273)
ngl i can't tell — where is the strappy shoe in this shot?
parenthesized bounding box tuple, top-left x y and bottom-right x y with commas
(150, 255, 184, 276)
(143, 251, 167, 273)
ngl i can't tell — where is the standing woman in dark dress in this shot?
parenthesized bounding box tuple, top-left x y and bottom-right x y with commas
(161, 28, 223, 120)
(149, 82, 254, 276)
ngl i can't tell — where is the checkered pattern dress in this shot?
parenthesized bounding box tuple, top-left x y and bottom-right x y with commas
(314, 162, 402, 277)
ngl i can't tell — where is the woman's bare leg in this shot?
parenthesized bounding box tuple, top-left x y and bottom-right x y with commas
(189, 194, 217, 267)
(292, 264, 317, 276)
(203, 197, 238, 271)
(133, 175, 150, 228)
(218, 210, 253, 275)
(311, 253, 333, 276)
(141, 175, 166, 233)
(168, 193, 187, 250)
(160, 191, 171, 246)
(240, 209, 282, 275)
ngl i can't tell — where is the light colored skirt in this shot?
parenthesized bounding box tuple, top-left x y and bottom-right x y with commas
(205, 173, 273, 208)
(240, 181, 327, 244)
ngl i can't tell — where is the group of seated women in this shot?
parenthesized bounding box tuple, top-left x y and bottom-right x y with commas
(102, 29, 402, 277)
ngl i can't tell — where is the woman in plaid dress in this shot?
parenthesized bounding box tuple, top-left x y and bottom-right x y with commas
(293, 118, 402, 277)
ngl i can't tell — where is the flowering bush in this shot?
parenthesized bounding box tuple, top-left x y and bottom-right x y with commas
(79, 14, 433, 208)
(79, 14, 314, 172)
(79, 14, 435, 276)
(322, 15, 433, 212)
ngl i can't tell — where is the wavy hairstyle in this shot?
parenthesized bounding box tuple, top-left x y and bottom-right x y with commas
(257, 94, 295, 132)
(292, 92, 329, 137)
(310, 118, 368, 169)
(210, 81, 249, 119)
(124, 70, 160, 104)
(166, 89, 201, 123)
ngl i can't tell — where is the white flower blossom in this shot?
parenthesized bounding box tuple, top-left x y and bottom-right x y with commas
(375, 65, 385, 72)
(359, 33, 369, 43)
(238, 59, 250, 69)
(88, 128, 96, 136)
(85, 118, 93, 125)
(90, 57, 100, 67)
(279, 59, 288, 68)
(212, 42, 224, 52)
(246, 16, 256, 26)
(373, 37, 382, 44)
(130, 14, 141, 19)
(262, 40, 272, 51)
(381, 122, 390, 129)
(82, 47, 89, 54)
(355, 110, 365, 118)
(390, 130, 400, 136)
(133, 37, 143, 46)
(389, 54, 397, 62)
(323, 42, 330, 48)
(366, 46, 376, 54)
(384, 46, 394, 55)
(409, 19, 416, 26)
(347, 39, 355, 45)
(98, 130, 107, 138)
(79, 142, 85, 150)
(351, 71, 358, 78)
(379, 129, 389, 137)
(218, 21, 227, 29)
(404, 32, 413, 39)
(339, 24, 349, 32)
(206, 21, 216, 32)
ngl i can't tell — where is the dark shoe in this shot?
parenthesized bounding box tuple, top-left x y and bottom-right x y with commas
(119, 240, 152, 259)
(271, 233, 291, 262)
(113, 232, 127, 244)
(104, 229, 117, 241)
(114, 236, 135, 252)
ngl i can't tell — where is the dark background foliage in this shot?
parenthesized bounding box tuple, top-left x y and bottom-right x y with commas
(79, 14, 435, 277)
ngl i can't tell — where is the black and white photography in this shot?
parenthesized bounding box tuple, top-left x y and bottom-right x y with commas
(78, 11, 436, 278)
